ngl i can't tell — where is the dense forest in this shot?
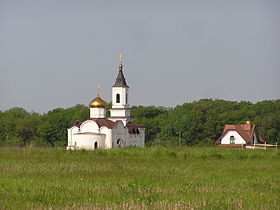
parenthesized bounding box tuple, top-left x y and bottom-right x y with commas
(0, 99, 280, 147)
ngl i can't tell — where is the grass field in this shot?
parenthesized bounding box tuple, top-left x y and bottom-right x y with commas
(0, 147, 279, 209)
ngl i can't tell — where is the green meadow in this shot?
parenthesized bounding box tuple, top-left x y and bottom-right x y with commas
(0, 147, 279, 209)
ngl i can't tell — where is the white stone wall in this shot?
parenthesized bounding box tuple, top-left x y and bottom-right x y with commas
(80, 120, 99, 133)
(109, 116, 132, 126)
(73, 133, 106, 150)
(67, 120, 116, 150)
(90, 107, 106, 118)
(112, 87, 129, 108)
(138, 128, 145, 147)
(110, 121, 145, 148)
(100, 126, 113, 149)
(67, 122, 145, 150)
(111, 121, 127, 148)
(110, 85, 132, 125)
(221, 131, 247, 144)
(67, 126, 79, 149)
(110, 109, 131, 117)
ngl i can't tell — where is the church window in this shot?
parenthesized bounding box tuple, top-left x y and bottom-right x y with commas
(94, 142, 98, 150)
(230, 136, 235, 144)
(116, 94, 120, 103)
(126, 94, 128, 104)
(117, 139, 123, 148)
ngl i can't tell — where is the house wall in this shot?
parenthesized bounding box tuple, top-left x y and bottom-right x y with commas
(252, 132, 258, 144)
(221, 131, 246, 144)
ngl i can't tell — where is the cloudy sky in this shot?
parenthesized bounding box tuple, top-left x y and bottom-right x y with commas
(1, 0, 279, 113)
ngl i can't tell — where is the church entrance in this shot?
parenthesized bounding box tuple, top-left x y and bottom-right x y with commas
(117, 139, 123, 148)
(94, 142, 98, 150)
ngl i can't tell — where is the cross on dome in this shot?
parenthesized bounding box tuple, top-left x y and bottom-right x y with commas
(89, 85, 108, 108)
(96, 85, 101, 96)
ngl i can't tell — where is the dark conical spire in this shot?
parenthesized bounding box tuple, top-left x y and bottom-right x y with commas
(113, 54, 129, 87)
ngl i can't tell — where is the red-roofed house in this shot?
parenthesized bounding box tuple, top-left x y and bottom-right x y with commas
(216, 121, 265, 146)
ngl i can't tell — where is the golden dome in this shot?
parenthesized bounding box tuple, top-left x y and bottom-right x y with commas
(89, 96, 108, 108)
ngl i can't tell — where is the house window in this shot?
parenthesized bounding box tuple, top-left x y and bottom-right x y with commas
(230, 136, 235, 144)
(116, 94, 120, 103)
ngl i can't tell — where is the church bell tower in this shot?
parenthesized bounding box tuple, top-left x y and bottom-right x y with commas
(109, 55, 133, 125)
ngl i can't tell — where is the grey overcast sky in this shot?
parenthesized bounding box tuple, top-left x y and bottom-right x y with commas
(0, 0, 280, 113)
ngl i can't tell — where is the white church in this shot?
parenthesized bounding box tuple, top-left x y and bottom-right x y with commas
(67, 56, 145, 150)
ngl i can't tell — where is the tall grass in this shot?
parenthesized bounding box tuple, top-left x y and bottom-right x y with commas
(0, 147, 279, 209)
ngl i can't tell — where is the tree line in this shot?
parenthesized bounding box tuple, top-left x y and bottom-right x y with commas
(0, 99, 280, 147)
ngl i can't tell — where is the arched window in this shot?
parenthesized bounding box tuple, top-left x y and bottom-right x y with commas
(116, 94, 120, 103)
(117, 139, 123, 148)
(230, 136, 235, 144)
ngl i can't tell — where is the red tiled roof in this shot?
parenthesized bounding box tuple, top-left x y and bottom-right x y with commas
(216, 122, 263, 144)
(69, 120, 82, 128)
(70, 118, 116, 129)
(90, 118, 116, 129)
(126, 122, 145, 134)
(70, 119, 145, 134)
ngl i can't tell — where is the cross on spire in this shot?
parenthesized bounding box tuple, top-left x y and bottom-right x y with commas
(120, 54, 123, 64)
(119, 54, 123, 70)
(114, 54, 128, 87)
